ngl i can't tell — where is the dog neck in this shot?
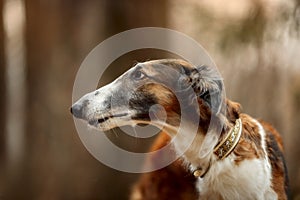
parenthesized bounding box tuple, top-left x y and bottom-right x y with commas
(191, 118, 243, 178)
(167, 100, 242, 178)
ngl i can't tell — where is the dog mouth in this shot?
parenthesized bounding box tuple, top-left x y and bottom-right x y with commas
(88, 113, 129, 126)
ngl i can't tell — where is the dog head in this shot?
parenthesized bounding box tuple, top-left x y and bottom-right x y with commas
(71, 59, 224, 134)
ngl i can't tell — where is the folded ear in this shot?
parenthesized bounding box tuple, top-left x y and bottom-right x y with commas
(188, 65, 224, 114)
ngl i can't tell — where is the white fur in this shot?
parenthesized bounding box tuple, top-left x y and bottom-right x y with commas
(196, 157, 277, 200)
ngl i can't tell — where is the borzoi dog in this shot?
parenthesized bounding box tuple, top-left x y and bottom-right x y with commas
(71, 59, 289, 200)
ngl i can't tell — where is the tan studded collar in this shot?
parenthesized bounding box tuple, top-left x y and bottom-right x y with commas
(214, 118, 242, 160)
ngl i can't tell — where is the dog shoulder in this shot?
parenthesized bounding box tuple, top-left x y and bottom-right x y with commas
(259, 120, 290, 200)
(233, 113, 265, 164)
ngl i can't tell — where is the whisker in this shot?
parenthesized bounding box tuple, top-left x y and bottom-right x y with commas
(112, 128, 119, 138)
(132, 125, 139, 146)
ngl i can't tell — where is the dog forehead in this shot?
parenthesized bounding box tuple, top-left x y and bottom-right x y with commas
(140, 59, 194, 75)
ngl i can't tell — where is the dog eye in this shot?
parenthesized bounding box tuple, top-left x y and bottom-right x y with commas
(132, 70, 145, 80)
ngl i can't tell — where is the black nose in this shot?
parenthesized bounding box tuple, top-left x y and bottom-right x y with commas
(70, 104, 84, 119)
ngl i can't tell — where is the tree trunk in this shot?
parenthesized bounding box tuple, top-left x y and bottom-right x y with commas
(0, 0, 6, 162)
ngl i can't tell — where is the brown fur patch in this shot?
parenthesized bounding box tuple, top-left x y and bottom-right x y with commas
(225, 99, 241, 123)
(144, 83, 181, 127)
(130, 132, 198, 200)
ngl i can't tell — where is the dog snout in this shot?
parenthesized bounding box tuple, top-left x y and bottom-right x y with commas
(71, 99, 90, 119)
(70, 103, 84, 119)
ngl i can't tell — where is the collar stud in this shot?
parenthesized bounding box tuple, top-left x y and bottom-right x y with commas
(193, 168, 203, 177)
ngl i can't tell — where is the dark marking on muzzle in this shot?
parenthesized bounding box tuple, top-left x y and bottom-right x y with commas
(98, 113, 129, 124)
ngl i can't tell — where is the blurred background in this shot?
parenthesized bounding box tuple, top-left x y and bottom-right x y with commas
(0, 0, 300, 199)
